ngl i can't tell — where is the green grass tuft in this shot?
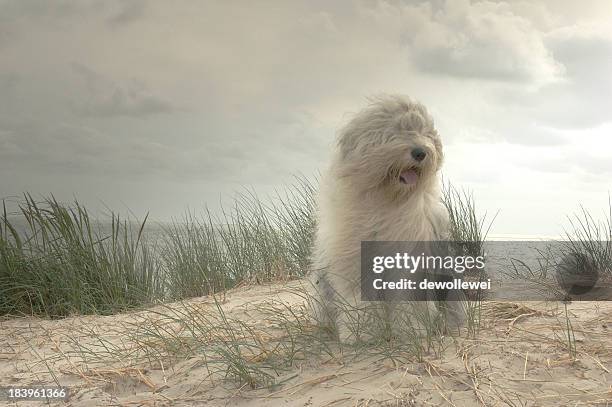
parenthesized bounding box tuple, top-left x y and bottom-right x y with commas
(0, 194, 162, 317)
(1, 177, 316, 317)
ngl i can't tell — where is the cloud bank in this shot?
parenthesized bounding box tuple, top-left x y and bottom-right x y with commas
(1, 0, 611, 235)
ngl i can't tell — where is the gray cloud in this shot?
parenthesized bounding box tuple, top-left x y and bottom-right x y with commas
(106, 0, 146, 27)
(70, 63, 176, 118)
(487, 31, 612, 132)
(400, 1, 563, 83)
(0, 0, 145, 24)
(537, 32, 612, 129)
(523, 150, 612, 176)
(0, 73, 18, 98)
(0, 0, 611, 233)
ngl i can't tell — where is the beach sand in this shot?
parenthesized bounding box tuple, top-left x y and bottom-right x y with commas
(2, 281, 611, 406)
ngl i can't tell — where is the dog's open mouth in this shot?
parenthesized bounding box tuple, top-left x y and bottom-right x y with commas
(399, 167, 421, 186)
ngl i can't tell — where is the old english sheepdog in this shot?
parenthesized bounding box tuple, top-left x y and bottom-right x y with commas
(310, 95, 456, 342)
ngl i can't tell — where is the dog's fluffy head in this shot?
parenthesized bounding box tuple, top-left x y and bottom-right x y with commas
(334, 95, 443, 199)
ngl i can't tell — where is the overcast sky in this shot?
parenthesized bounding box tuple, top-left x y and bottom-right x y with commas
(1, 0, 611, 236)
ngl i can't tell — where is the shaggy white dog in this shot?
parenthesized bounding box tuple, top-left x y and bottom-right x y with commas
(310, 95, 451, 342)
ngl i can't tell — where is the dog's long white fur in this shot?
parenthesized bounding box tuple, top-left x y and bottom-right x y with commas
(310, 95, 451, 342)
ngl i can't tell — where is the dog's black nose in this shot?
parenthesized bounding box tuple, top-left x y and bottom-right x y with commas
(411, 148, 426, 162)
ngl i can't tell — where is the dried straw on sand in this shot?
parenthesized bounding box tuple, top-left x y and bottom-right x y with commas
(2, 281, 611, 406)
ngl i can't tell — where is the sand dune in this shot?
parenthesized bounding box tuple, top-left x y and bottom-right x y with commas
(2, 281, 611, 406)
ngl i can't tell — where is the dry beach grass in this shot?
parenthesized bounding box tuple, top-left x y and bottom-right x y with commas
(1, 281, 611, 406)
(2, 183, 612, 405)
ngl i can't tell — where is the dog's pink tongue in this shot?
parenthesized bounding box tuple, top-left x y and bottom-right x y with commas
(400, 169, 418, 185)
